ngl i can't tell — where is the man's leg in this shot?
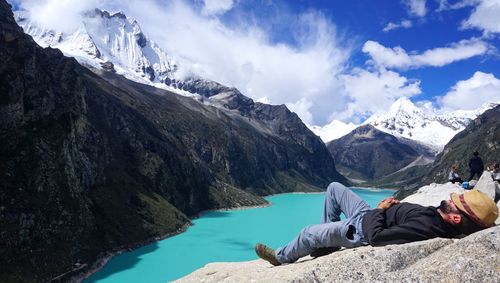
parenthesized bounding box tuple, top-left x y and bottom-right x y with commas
(274, 183, 371, 263)
(323, 182, 370, 223)
(256, 182, 371, 265)
(275, 221, 348, 263)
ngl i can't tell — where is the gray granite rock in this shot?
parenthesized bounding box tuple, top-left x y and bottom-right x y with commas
(176, 226, 500, 283)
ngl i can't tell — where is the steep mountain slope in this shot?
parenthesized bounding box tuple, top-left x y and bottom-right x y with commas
(15, 8, 324, 142)
(326, 125, 433, 182)
(0, 2, 346, 282)
(14, 8, 253, 107)
(395, 104, 500, 199)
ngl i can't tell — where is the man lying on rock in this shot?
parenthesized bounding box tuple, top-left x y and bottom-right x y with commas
(255, 182, 498, 266)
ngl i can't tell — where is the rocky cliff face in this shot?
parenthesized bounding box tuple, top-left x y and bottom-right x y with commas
(326, 124, 433, 182)
(0, 1, 346, 281)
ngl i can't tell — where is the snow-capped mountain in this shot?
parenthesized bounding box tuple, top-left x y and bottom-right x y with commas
(309, 120, 358, 142)
(14, 9, 193, 93)
(311, 97, 498, 151)
(364, 97, 498, 150)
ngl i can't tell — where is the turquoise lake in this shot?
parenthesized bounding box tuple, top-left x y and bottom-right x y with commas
(85, 188, 393, 282)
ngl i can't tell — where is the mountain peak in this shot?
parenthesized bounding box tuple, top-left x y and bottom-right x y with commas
(16, 8, 177, 86)
(387, 97, 422, 117)
(365, 99, 499, 150)
(86, 8, 127, 20)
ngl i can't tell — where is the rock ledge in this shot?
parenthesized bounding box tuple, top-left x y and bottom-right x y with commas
(176, 225, 499, 282)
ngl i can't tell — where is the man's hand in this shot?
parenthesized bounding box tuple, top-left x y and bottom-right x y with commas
(377, 197, 400, 209)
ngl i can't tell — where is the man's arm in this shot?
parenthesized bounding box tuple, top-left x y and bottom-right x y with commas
(377, 197, 400, 209)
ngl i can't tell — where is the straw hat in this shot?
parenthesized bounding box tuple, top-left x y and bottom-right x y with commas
(451, 189, 499, 228)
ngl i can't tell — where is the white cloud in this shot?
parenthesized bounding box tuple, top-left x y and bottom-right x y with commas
(286, 98, 314, 125)
(202, 0, 234, 16)
(256, 96, 270, 104)
(437, 0, 480, 11)
(308, 120, 358, 142)
(119, 1, 351, 126)
(405, 0, 427, 17)
(437, 71, 500, 110)
(362, 41, 412, 68)
(18, 0, 102, 33)
(338, 68, 421, 122)
(383, 19, 412, 32)
(462, 0, 500, 34)
(363, 39, 489, 69)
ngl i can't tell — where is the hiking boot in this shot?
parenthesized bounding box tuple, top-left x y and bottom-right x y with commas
(310, 246, 340, 258)
(255, 243, 281, 266)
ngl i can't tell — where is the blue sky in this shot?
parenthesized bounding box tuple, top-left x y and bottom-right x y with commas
(11, 0, 500, 126)
(213, 0, 499, 101)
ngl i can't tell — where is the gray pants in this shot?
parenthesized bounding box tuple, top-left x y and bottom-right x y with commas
(275, 182, 371, 263)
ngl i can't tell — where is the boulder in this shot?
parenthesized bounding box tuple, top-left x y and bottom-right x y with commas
(400, 182, 464, 207)
(176, 226, 500, 283)
(475, 171, 497, 200)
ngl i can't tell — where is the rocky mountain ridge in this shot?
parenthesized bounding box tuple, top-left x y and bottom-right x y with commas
(326, 124, 434, 182)
(14, 8, 314, 146)
(14, 8, 265, 113)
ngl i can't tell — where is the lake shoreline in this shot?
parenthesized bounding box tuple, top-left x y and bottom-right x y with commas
(73, 201, 274, 282)
(71, 222, 192, 283)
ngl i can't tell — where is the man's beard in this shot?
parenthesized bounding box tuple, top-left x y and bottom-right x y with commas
(438, 200, 451, 213)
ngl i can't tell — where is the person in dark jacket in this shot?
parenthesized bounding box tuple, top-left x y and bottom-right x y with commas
(468, 151, 484, 181)
(255, 182, 498, 266)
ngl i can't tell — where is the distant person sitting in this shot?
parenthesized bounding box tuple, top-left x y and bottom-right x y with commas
(254, 182, 498, 266)
(492, 163, 500, 183)
(468, 151, 484, 181)
(448, 164, 462, 184)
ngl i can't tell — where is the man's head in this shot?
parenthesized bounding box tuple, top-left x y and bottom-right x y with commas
(473, 151, 479, 156)
(438, 189, 498, 235)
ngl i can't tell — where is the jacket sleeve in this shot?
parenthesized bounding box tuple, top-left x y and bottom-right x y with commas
(363, 209, 440, 246)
